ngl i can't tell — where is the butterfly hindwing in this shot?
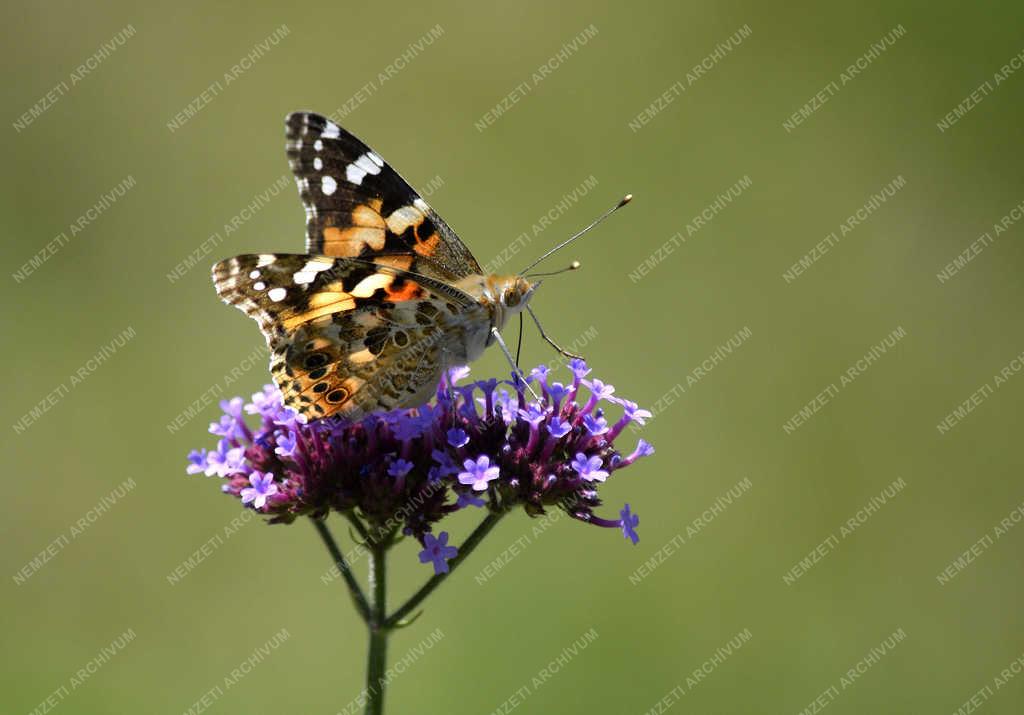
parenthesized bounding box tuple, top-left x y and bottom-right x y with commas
(212, 253, 477, 420)
(284, 111, 482, 280)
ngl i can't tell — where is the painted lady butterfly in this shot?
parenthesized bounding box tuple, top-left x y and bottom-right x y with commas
(213, 112, 628, 422)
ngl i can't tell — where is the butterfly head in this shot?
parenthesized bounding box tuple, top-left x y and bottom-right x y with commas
(483, 274, 538, 329)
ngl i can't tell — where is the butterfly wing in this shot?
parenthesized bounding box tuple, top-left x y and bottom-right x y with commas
(212, 253, 483, 421)
(285, 111, 482, 280)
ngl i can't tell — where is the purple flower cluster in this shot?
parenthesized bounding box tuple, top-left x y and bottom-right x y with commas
(186, 360, 653, 572)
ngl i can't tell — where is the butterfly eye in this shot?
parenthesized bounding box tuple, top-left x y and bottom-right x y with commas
(504, 289, 520, 307)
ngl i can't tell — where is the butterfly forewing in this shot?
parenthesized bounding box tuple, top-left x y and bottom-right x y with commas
(284, 111, 481, 280)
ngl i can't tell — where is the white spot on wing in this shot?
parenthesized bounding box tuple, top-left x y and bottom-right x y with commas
(257, 255, 276, 267)
(249, 270, 261, 279)
(355, 154, 381, 175)
(253, 281, 266, 291)
(350, 272, 393, 297)
(346, 163, 367, 185)
(414, 198, 429, 212)
(313, 157, 323, 171)
(345, 153, 382, 186)
(322, 176, 337, 196)
(304, 258, 334, 271)
(293, 259, 333, 285)
(314, 139, 323, 152)
(321, 122, 341, 139)
(268, 287, 287, 302)
(386, 205, 424, 234)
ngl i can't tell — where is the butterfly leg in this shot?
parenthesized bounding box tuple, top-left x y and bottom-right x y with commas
(526, 306, 584, 360)
(515, 313, 524, 368)
(490, 327, 541, 401)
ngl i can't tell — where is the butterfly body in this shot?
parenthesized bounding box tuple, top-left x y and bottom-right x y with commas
(453, 273, 537, 345)
(212, 113, 537, 422)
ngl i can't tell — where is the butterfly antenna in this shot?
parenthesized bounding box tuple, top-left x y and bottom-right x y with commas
(525, 260, 581, 279)
(519, 194, 632, 275)
(491, 327, 540, 401)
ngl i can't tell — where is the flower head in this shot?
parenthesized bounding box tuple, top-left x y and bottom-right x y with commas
(187, 360, 653, 563)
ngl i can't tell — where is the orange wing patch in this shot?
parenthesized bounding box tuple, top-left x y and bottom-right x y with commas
(413, 233, 441, 257)
(322, 199, 387, 257)
(280, 269, 408, 331)
(282, 296, 356, 331)
(374, 255, 414, 272)
(384, 204, 442, 257)
(386, 279, 426, 302)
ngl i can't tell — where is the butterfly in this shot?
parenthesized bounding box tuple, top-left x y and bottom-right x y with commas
(212, 112, 557, 422)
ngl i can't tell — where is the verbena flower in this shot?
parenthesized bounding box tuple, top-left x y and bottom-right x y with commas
(241, 471, 278, 509)
(186, 361, 654, 569)
(419, 532, 458, 574)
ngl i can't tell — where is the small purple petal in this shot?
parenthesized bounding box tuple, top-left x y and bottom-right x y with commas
(547, 382, 570, 404)
(388, 459, 414, 478)
(529, 364, 550, 387)
(219, 397, 245, 418)
(186, 449, 209, 475)
(240, 471, 278, 509)
(583, 414, 609, 436)
(208, 414, 237, 438)
(621, 439, 655, 467)
(569, 358, 591, 380)
(547, 417, 572, 438)
(419, 532, 458, 574)
(274, 432, 297, 458)
(582, 378, 615, 401)
(620, 504, 640, 545)
(245, 385, 280, 416)
(458, 455, 500, 491)
(517, 404, 547, 426)
(446, 428, 469, 449)
(571, 453, 609, 483)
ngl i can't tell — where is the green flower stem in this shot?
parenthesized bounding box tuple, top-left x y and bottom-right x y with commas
(365, 542, 388, 715)
(319, 508, 506, 714)
(384, 509, 506, 628)
(311, 517, 371, 624)
(345, 510, 372, 544)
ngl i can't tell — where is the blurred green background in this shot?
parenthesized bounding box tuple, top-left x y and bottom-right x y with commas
(3, 0, 1024, 712)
